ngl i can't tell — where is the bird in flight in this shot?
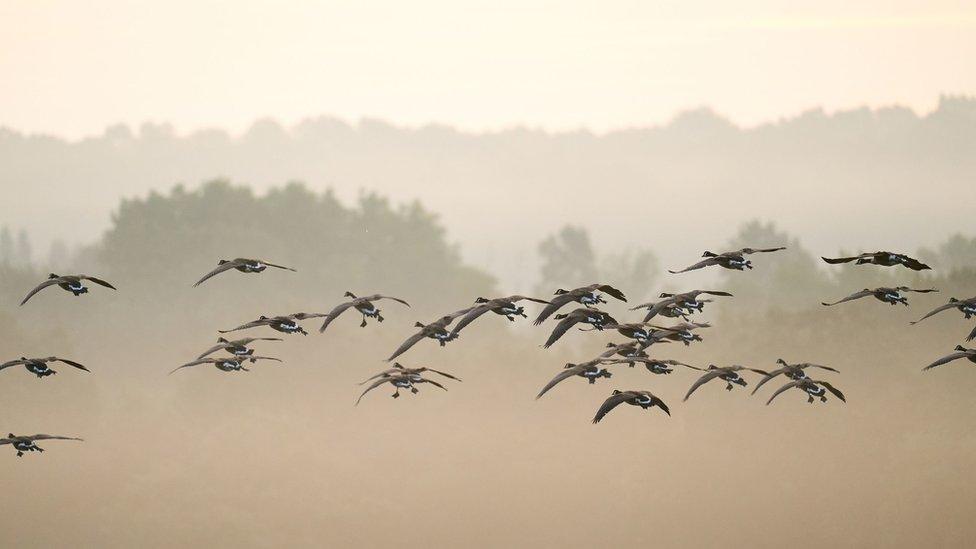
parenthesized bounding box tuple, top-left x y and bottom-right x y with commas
(765, 378, 846, 405)
(20, 274, 117, 305)
(684, 365, 770, 401)
(630, 290, 732, 322)
(169, 355, 281, 375)
(193, 258, 296, 286)
(542, 308, 617, 348)
(821, 251, 930, 271)
(821, 286, 938, 307)
(318, 292, 410, 332)
(219, 312, 328, 336)
(921, 345, 976, 371)
(533, 284, 626, 325)
(1, 434, 83, 457)
(668, 247, 786, 274)
(751, 359, 839, 395)
(385, 308, 474, 362)
(0, 356, 90, 378)
(449, 295, 550, 337)
(592, 390, 670, 424)
(196, 337, 283, 361)
(356, 372, 448, 405)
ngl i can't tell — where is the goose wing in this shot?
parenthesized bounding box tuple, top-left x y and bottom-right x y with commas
(169, 359, 214, 374)
(968, 324, 976, 342)
(449, 305, 494, 336)
(684, 370, 725, 401)
(751, 369, 785, 394)
(19, 278, 63, 306)
(922, 351, 972, 371)
(79, 275, 117, 290)
(594, 285, 627, 302)
(192, 260, 243, 287)
(668, 257, 718, 274)
(911, 301, 964, 325)
(821, 255, 863, 265)
(536, 365, 585, 399)
(542, 316, 580, 348)
(901, 256, 931, 271)
(356, 378, 393, 405)
(24, 434, 84, 442)
(533, 293, 579, 325)
(0, 359, 31, 371)
(248, 356, 283, 363)
(368, 295, 411, 307)
(897, 287, 939, 294)
(218, 318, 269, 334)
(818, 381, 846, 402)
(505, 295, 551, 305)
(821, 289, 874, 307)
(766, 380, 804, 405)
(197, 342, 232, 359)
(49, 357, 90, 372)
(740, 246, 786, 255)
(591, 391, 635, 423)
(802, 363, 840, 373)
(697, 290, 734, 297)
(261, 261, 297, 271)
(419, 378, 448, 391)
(424, 367, 462, 382)
(317, 301, 357, 333)
(386, 331, 427, 362)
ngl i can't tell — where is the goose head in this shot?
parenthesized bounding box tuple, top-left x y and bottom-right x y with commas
(48, 273, 60, 279)
(474, 297, 490, 304)
(414, 321, 426, 328)
(344, 291, 357, 298)
(553, 289, 568, 295)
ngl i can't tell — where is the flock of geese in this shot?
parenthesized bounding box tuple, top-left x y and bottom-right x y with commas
(4, 248, 975, 456)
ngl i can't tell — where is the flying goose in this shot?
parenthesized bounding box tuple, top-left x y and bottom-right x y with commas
(385, 308, 474, 362)
(911, 297, 976, 324)
(668, 247, 786, 274)
(535, 359, 625, 399)
(630, 290, 732, 322)
(822, 251, 930, 271)
(542, 308, 617, 348)
(532, 284, 627, 325)
(359, 362, 461, 385)
(193, 258, 296, 286)
(1, 434, 83, 457)
(921, 345, 976, 371)
(821, 286, 938, 307)
(592, 390, 670, 424)
(648, 322, 711, 346)
(197, 337, 283, 360)
(356, 372, 447, 404)
(318, 292, 410, 332)
(20, 274, 117, 306)
(599, 341, 656, 367)
(219, 312, 328, 336)
(625, 357, 704, 375)
(582, 322, 658, 343)
(766, 378, 846, 405)
(449, 295, 550, 336)
(169, 355, 281, 375)
(684, 365, 770, 401)
(0, 356, 90, 378)
(751, 359, 839, 394)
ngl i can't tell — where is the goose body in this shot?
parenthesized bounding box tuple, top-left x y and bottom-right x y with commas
(648, 322, 710, 346)
(356, 372, 448, 404)
(20, 274, 117, 305)
(170, 355, 281, 375)
(219, 312, 327, 336)
(752, 359, 839, 394)
(626, 357, 703, 375)
(592, 390, 670, 423)
(359, 362, 462, 385)
(542, 308, 617, 348)
(318, 292, 410, 332)
(536, 359, 624, 399)
(684, 365, 770, 401)
(822, 251, 930, 271)
(533, 284, 626, 325)
(1, 434, 83, 457)
(766, 378, 846, 405)
(0, 356, 90, 378)
(197, 337, 283, 360)
(631, 290, 732, 322)
(386, 307, 474, 361)
(821, 286, 937, 307)
(450, 295, 550, 336)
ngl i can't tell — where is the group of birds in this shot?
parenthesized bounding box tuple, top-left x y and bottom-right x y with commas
(4, 246, 974, 456)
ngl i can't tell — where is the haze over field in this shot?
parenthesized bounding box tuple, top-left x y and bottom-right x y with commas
(2, 2, 976, 547)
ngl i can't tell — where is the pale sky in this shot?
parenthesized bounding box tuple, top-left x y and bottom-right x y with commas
(1, 0, 975, 138)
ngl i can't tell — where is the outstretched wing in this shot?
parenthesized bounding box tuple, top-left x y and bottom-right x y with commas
(968, 324, 976, 342)
(0, 359, 31, 371)
(80, 275, 117, 290)
(169, 359, 213, 374)
(50, 357, 90, 372)
(506, 295, 550, 304)
(218, 319, 268, 334)
(911, 301, 963, 325)
(803, 363, 840, 373)
(19, 278, 62, 306)
(821, 255, 862, 265)
(533, 293, 578, 325)
(818, 381, 846, 402)
(262, 261, 297, 272)
(898, 287, 939, 294)
(741, 247, 787, 255)
(370, 295, 411, 307)
(750, 369, 785, 394)
(766, 380, 803, 405)
(699, 290, 734, 297)
(356, 378, 392, 405)
(542, 316, 579, 348)
(425, 368, 462, 382)
(197, 342, 231, 359)
(386, 331, 427, 362)
(25, 434, 84, 442)
(683, 370, 724, 401)
(668, 258, 718, 274)
(420, 378, 448, 391)
(591, 391, 634, 424)
(449, 305, 493, 336)
(536, 366, 584, 399)
(318, 301, 357, 333)
(922, 351, 971, 371)
(821, 289, 873, 307)
(595, 285, 627, 302)
(901, 256, 931, 271)
(193, 260, 242, 287)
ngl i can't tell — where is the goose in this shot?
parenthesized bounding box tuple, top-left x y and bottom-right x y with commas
(822, 251, 930, 271)
(0, 356, 90, 378)
(766, 378, 846, 405)
(684, 365, 770, 401)
(542, 308, 617, 349)
(911, 297, 976, 324)
(582, 322, 657, 343)
(821, 286, 938, 307)
(630, 290, 732, 322)
(197, 337, 283, 360)
(625, 357, 704, 375)
(169, 355, 281, 375)
(356, 372, 447, 405)
(648, 322, 711, 346)
(318, 292, 410, 332)
(449, 295, 550, 336)
(751, 359, 839, 394)
(921, 345, 976, 371)
(193, 258, 296, 286)
(592, 390, 670, 424)
(536, 359, 625, 399)
(385, 307, 474, 362)
(599, 341, 655, 367)
(1, 434, 83, 457)
(668, 247, 786, 274)
(533, 284, 627, 325)
(219, 312, 328, 336)
(20, 274, 116, 306)
(359, 362, 462, 385)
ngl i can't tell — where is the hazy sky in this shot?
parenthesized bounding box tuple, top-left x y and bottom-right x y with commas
(1, 0, 975, 138)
